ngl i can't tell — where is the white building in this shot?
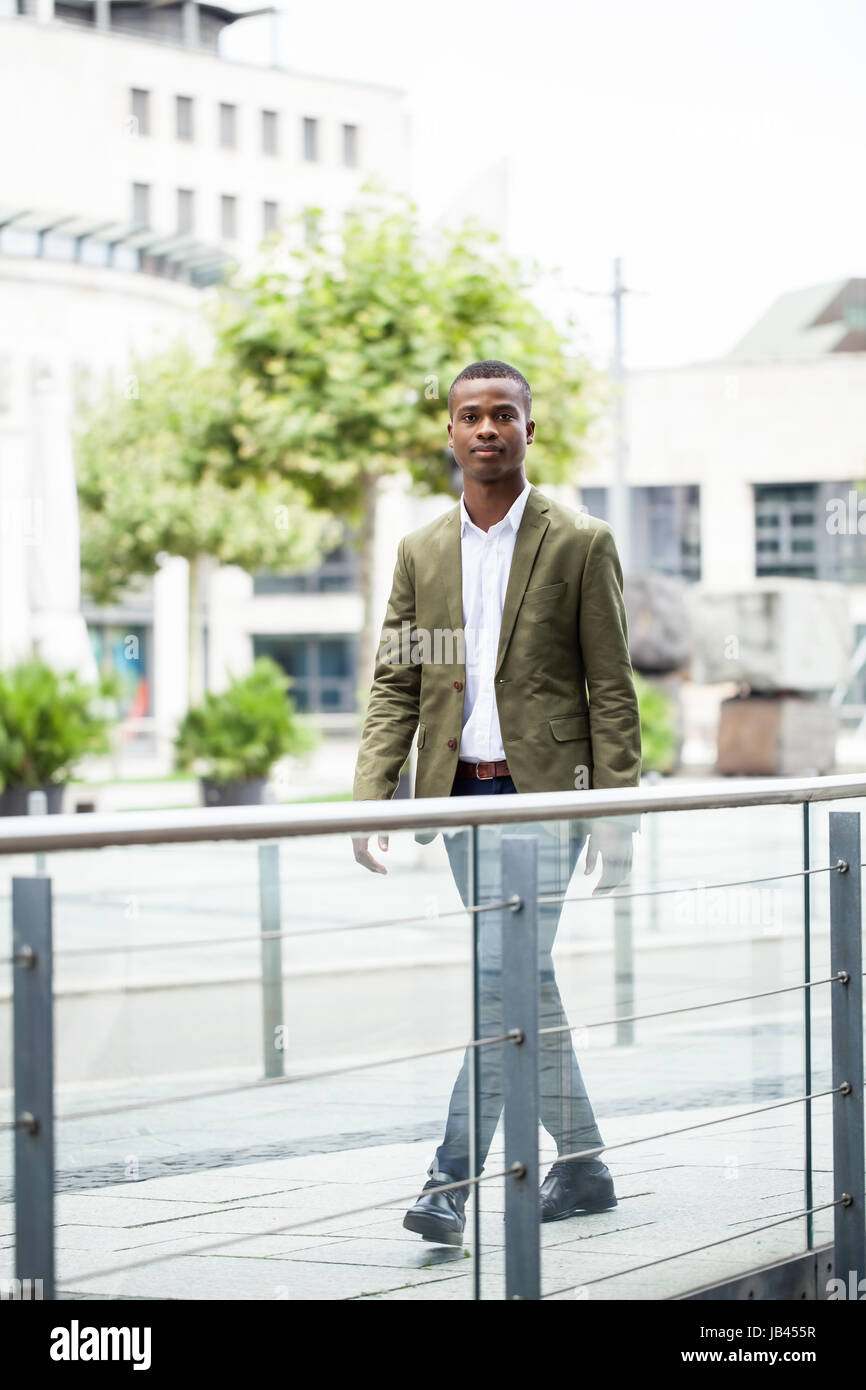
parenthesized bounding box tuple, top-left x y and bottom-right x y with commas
(0, 0, 410, 766)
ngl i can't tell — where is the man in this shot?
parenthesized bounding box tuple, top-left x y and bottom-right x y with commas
(352, 360, 641, 1246)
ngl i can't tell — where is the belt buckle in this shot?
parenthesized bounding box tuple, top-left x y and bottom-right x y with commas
(475, 762, 494, 780)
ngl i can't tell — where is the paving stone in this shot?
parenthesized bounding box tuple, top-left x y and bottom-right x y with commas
(270, 1235, 472, 1272)
(63, 1252, 472, 1301)
(56, 1194, 243, 1226)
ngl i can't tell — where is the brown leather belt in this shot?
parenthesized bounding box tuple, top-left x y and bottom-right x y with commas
(455, 759, 511, 781)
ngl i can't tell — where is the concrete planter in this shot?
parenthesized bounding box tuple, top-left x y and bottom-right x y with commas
(0, 783, 65, 816)
(200, 777, 268, 808)
(716, 695, 838, 776)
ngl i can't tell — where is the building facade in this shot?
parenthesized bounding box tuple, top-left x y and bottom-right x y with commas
(0, 1, 410, 764)
(579, 279, 866, 725)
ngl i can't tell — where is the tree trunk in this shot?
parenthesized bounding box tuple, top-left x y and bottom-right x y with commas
(357, 471, 379, 700)
(187, 553, 205, 708)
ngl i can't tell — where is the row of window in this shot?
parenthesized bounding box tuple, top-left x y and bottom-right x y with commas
(129, 89, 359, 165)
(581, 481, 866, 583)
(132, 183, 281, 240)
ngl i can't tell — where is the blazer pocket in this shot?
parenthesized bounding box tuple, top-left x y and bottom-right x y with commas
(549, 713, 590, 742)
(524, 580, 568, 603)
(417, 722, 426, 749)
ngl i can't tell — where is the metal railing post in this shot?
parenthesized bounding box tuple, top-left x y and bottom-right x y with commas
(468, 825, 481, 1302)
(614, 895, 635, 1046)
(258, 843, 285, 1079)
(12, 876, 55, 1301)
(828, 811, 865, 1291)
(501, 834, 540, 1301)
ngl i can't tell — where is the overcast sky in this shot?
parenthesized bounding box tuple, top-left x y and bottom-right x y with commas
(223, 0, 866, 370)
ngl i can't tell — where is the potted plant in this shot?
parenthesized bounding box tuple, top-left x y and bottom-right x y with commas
(175, 657, 317, 807)
(634, 671, 678, 776)
(0, 658, 115, 816)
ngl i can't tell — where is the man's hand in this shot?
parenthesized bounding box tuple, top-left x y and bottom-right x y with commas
(352, 834, 390, 875)
(584, 821, 633, 896)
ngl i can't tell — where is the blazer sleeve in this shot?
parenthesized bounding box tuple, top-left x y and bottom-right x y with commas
(353, 537, 423, 802)
(578, 523, 643, 831)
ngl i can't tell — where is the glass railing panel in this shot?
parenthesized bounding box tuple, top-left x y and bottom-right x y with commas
(805, 793, 866, 1267)
(17, 826, 488, 1300)
(476, 803, 813, 1301)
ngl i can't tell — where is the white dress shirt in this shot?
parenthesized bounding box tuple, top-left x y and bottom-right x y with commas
(458, 481, 532, 761)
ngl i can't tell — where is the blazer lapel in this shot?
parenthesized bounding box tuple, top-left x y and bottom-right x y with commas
(495, 488, 551, 675)
(437, 506, 464, 632)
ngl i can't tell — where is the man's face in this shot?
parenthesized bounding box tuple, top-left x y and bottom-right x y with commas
(448, 377, 534, 484)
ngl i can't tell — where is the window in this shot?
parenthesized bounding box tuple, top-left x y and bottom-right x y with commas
(252, 635, 358, 713)
(176, 95, 194, 141)
(254, 544, 359, 595)
(220, 194, 238, 239)
(43, 233, 76, 261)
(262, 200, 279, 236)
(79, 238, 110, 267)
(177, 188, 194, 234)
(88, 624, 151, 719)
(130, 88, 150, 137)
(342, 122, 358, 167)
(302, 116, 318, 161)
(219, 102, 237, 149)
(131, 182, 150, 228)
(755, 484, 816, 576)
(580, 485, 702, 581)
(261, 109, 279, 156)
(755, 482, 866, 581)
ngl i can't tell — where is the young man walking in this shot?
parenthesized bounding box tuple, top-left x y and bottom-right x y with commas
(353, 360, 642, 1245)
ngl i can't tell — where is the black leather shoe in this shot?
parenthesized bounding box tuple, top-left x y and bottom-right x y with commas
(539, 1161, 617, 1221)
(403, 1177, 466, 1246)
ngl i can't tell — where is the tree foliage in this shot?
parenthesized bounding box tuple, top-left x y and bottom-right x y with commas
(217, 194, 596, 517)
(75, 345, 339, 605)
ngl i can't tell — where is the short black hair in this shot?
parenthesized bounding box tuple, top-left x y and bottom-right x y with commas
(448, 360, 532, 418)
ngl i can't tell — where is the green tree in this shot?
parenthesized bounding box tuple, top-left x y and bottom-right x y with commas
(217, 193, 596, 685)
(75, 345, 339, 704)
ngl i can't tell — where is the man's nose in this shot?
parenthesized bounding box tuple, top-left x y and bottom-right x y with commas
(477, 420, 498, 437)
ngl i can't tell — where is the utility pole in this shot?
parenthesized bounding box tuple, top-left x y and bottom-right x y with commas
(562, 258, 636, 573)
(609, 256, 631, 575)
(269, 6, 281, 67)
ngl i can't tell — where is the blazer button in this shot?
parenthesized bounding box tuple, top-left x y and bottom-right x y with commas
(453, 680, 463, 691)
(447, 738, 457, 750)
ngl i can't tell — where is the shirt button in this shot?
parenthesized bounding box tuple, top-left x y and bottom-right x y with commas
(447, 738, 457, 750)
(453, 680, 463, 691)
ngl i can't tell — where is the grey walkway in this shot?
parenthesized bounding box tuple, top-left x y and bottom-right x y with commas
(0, 1103, 832, 1301)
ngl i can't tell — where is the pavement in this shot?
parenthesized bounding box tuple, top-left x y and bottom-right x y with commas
(0, 1012, 838, 1302)
(0, 1091, 835, 1301)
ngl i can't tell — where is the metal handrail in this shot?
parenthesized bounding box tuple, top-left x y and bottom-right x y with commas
(0, 773, 865, 854)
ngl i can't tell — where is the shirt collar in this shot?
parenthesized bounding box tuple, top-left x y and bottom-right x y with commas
(460, 481, 532, 538)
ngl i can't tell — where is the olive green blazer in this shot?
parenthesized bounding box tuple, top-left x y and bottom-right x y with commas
(353, 485, 642, 815)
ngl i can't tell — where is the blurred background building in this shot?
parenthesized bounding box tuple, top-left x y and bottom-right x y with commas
(0, 0, 410, 759)
(578, 278, 866, 770)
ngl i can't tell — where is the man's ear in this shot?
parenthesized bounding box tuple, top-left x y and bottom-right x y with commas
(526, 418, 536, 445)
